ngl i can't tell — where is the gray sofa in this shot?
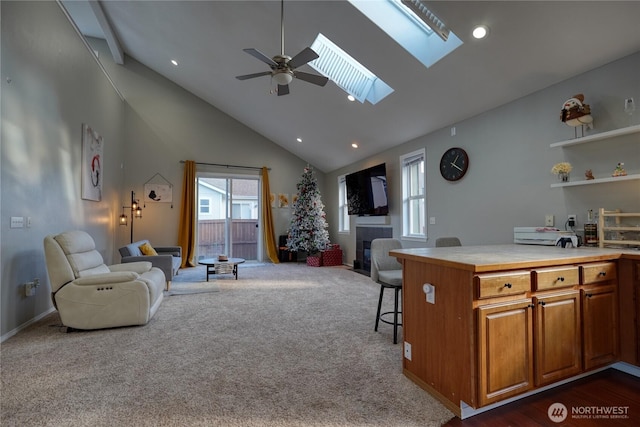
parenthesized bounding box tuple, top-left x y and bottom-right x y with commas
(119, 240, 182, 290)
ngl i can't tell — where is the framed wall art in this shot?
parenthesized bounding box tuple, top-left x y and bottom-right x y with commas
(81, 123, 103, 201)
(143, 172, 173, 207)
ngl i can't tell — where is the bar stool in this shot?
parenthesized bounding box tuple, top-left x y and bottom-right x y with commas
(370, 238, 403, 344)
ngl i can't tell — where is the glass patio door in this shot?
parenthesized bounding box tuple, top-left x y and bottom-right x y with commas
(196, 175, 260, 261)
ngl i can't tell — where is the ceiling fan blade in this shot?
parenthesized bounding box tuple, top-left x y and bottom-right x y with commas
(277, 84, 290, 96)
(288, 47, 319, 69)
(294, 71, 329, 87)
(243, 48, 278, 67)
(236, 71, 273, 81)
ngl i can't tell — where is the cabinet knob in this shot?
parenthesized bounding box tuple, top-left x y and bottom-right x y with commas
(586, 293, 593, 298)
(598, 271, 606, 277)
(503, 283, 512, 288)
(527, 304, 535, 309)
(557, 276, 565, 282)
(538, 301, 546, 306)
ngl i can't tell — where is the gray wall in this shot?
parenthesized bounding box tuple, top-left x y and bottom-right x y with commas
(1, 1, 318, 339)
(325, 52, 640, 265)
(1, 1, 126, 337)
(87, 37, 318, 258)
(1, 0, 638, 339)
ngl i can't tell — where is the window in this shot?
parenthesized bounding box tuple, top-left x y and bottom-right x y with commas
(348, 0, 462, 69)
(401, 149, 426, 240)
(309, 33, 393, 104)
(338, 175, 350, 233)
(199, 198, 211, 214)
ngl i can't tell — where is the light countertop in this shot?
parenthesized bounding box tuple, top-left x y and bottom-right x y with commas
(390, 244, 640, 273)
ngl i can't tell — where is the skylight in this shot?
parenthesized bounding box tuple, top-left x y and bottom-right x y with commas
(348, 0, 463, 69)
(309, 33, 393, 105)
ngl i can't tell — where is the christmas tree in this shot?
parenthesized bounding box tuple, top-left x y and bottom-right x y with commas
(287, 166, 330, 253)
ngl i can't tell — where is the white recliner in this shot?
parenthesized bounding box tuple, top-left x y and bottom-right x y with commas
(44, 230, 165, 330)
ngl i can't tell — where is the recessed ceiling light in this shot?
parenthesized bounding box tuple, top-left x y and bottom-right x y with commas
(171, 59, 179, 66)
(347, 95, 355, 102)
(351, 143, 358, 148)
(472, 25, 489, 39)
(296, 137, 303, 143)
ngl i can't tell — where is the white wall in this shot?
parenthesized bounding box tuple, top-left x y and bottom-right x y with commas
(1, 1, 126, 337)
(325, 52, 640, 265)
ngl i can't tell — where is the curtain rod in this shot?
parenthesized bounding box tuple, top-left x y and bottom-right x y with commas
(180, 160, 270, 171)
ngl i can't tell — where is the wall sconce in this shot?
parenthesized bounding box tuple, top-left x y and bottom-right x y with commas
(120, 190, 142, 243)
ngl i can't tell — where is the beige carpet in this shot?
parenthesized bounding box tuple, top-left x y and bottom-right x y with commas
(1, 263, 454, 426)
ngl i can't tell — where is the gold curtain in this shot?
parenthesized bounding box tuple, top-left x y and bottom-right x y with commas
(261, 167, 280, 263)
(178, 160, 197, 268)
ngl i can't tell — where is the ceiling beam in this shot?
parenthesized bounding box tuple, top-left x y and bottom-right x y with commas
(88, 0, 124, 65)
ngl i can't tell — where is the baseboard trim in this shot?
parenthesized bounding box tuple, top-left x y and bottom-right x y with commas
(1, 307, 56, 343)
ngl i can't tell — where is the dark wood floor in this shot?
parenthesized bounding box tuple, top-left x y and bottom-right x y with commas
(443, 369, 640, 426)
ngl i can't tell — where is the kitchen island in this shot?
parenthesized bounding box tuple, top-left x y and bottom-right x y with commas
(390, 244, 640, 419)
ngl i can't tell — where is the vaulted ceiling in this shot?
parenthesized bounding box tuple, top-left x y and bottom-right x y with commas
(61, 1, 640, 173)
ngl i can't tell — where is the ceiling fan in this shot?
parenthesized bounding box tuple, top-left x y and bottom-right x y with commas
(235, 0, 329, 96)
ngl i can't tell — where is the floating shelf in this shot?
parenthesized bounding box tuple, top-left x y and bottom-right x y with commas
(550, 124, 640, 148)
(550, 174, 640, 188)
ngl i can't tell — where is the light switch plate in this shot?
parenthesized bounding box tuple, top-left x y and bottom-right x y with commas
(545, 215, 554, 226)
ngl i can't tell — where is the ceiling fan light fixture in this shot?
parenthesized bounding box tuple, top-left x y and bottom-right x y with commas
(273, 70, 293, 85)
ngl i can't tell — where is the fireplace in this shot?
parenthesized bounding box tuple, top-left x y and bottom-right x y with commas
(355, 226, 392, 276)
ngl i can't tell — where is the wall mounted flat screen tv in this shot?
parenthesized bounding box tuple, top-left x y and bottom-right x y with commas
(346, 163, 389, 216)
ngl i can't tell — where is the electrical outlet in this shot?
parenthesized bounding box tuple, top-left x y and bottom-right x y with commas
(545, 215, 554, 226)
(404, 342, 412, 361)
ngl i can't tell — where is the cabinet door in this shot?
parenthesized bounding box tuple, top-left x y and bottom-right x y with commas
(477, 299, 534, 407)
(534, 290, 582, 386)
(583, 284, 619, 369)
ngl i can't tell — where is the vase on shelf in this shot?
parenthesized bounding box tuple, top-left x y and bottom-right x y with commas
(558, 172, 570, 182)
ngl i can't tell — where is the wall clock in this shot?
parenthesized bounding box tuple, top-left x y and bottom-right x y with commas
(440, 147, 469, 181)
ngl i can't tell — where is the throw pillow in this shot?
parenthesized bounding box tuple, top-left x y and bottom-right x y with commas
(139, 242, 158, 256)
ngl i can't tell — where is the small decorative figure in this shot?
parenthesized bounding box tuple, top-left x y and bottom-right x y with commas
(612, 162, 627, 177)
(585, 169, 595, 180)
(561, 94, 593, 126)
(561, 93, 593, 137)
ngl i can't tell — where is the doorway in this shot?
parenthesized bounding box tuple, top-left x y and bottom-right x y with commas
(196, 175, 260, 261)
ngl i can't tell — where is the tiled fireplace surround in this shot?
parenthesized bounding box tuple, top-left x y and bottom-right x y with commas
(354, 226, 392, 276)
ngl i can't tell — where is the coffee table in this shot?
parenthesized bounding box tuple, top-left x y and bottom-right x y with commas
(198, 258, 245, 281)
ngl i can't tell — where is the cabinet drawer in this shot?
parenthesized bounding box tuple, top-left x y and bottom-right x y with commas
(533, 266, 579, 291)
(476, 271, 531, 299)
(581, 262, 617, 284)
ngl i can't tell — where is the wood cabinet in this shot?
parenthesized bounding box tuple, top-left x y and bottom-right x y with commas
(392, 245, 627, 418)
(582, 284, 618, 369)
(533, 290, 582, 386)
(581, 262, 619, 369)
(477, 299, 533, 407)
